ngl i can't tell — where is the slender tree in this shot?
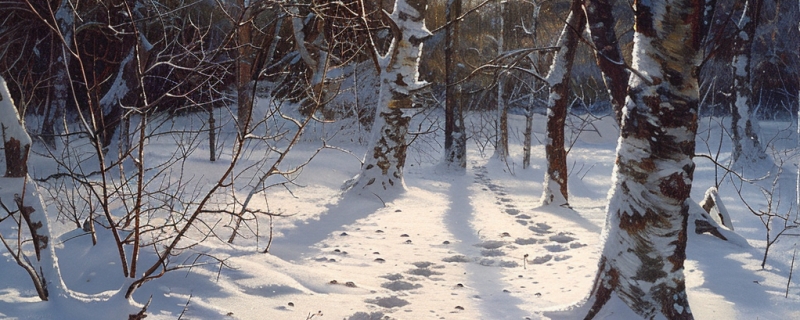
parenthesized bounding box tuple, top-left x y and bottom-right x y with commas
(494, 0, 509, 161)
(444, 0, 467, 169)
(347, 0, 430, 198)
(582, 0, 702, 317)
(522, 0, 545, 170)
(730, 0, 766, 165)
(541, 0, 585, 207)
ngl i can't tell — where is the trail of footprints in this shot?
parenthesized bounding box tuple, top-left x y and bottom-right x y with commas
(296, 165, 588, 317)
(472, 166, 586, 265)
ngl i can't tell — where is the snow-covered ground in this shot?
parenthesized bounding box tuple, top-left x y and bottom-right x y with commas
(1, 100, 800, 319)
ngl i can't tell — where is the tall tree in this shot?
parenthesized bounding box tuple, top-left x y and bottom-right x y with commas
(346, 0, 430, 198)
(730, 0, 766, 165)
(582, 0, 702, 317)
(494, 0, 509, 161)
(522, 0, 545, 170)
(583, 0, 628, 125)
(444, 0, 467, 169)
(541, 0, 585, 207)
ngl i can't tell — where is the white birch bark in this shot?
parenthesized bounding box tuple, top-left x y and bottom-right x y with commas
(0, 76, 68, 301)
(1, 77, 31, 177)
(541, 0, 585, 207)
(347, 0, 429, 199)
(730, 0, 766, 166)
(583, 0, 702, 318)
(494, 0, 509, 161)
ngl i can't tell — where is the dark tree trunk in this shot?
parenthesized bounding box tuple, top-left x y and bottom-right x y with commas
(583, 0, 628, 125)
(444, 0, 466, 169)
(583, 0, 702, 318)
(541, 0, 585, 207)
(236, 15, 255, 137)
(4, 137, 30, 178)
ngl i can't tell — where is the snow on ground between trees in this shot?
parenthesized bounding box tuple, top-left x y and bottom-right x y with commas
(0, 106, 799, 319)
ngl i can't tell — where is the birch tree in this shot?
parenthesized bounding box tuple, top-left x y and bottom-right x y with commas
(0, 76, 67, 303)
(582, 0, 702, 317)
(583, 0, 628, 125)
(541, 0, 585, 207)
(444, 0, 467, 169)
(346, 0, 430, 199)
(730, 0, 766, 165)
(494, 0, 509, 161)
(1, 77, 30, 178)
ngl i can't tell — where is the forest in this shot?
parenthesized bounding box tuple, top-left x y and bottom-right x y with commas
(0, 0, 799, 319)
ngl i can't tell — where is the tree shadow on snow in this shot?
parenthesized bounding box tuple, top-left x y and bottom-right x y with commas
(443, 172, 530, 319)
(267, 190, 386, 262)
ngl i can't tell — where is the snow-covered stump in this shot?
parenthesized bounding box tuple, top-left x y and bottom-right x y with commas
(347, 0, 429, 199)
(699, 186, 734, 231)
(582, 0, 702, 318)
(541, 0, 585, 207)
(0, 77, 31, 178)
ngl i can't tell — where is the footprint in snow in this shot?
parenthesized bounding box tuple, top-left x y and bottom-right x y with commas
(528, 223, 553, 234)
(530, 254, 553, 264)
(381, 280, 422, 291)
(475, 240, 506, 249)
(515, 237, 546, 245)
(548, 232, 577, 243)
(544, 244, 569, 252)
(365, 296, 409, 308)
(481, 249, 505, 257)
(442, 255, 471, 263)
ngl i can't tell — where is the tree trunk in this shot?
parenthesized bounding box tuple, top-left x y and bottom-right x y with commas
(541, 0, 585, 207)
(583, 0, 628, 125)
(523, 108, 533, 169)
(236, 7, 255, 137)
(522, 1, 543, 170)
(494, 0, 509, 161)
(730, 0, 765, 165)
(347, 0, 429, 199)
(584, 0, 702, 318)
(1, 77, 31, 178)
(444, 0, 466, 169)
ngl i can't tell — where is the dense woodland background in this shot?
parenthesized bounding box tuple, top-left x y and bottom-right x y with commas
(2, 0, 798, 134)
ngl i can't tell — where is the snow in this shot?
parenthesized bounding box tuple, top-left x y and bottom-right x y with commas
(0, 77, 32, 147)
(1, 97, 800, 319)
